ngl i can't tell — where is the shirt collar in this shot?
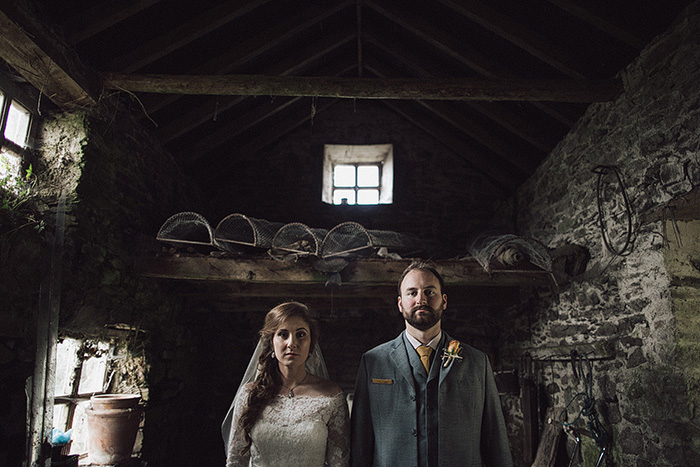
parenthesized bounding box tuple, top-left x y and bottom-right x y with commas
(405, 330, 442, 351)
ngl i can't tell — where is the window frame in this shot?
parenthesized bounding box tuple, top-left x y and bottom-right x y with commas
(322, 143, 394, 205)
(53, 337, 115, 455)
(0, 71, 38, 178)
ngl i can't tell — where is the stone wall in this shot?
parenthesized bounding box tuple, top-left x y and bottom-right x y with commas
(498, 3, 700, 465)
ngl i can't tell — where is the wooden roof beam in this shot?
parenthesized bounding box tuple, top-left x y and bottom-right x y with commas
(380, 100, 524, 191)
(62, 0, 163, 45)
(547, 0, 647, 50)
(107, 0, 275, 73)
(158, 30, 355, 143)
(436, 0, 587, 79)
(0, 5, 98, 110)
(363, 1, 584, 126)
(362, 38, 560, 153)
(140, 0, 354, 113)
(198, 97, 339, 188)
(104, 72, 622, 102)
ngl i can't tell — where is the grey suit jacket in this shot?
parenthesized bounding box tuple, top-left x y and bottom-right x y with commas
(350, 331, 513, 467)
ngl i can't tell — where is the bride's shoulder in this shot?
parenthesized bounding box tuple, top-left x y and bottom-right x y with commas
(307, 374, 344, 397)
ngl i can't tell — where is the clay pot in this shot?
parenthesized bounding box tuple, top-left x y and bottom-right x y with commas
(86, 394, 143, 465)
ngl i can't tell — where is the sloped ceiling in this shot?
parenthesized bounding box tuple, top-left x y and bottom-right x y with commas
(0, 0, 693, 195)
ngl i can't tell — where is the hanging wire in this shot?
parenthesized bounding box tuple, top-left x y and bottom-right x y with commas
(661, 204, 682, 248)
(593, 165, 635, 256)
(558, 353, 610, 450)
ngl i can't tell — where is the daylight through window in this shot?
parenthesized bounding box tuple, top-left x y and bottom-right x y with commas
(322, 144, 393, 205)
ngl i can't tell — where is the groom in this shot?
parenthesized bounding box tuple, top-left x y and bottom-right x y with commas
(350, 261, 513, 467)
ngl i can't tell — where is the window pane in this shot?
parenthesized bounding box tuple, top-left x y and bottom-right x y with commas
(78, 342, 110, 395)
(333, 165, 355, 187)
(5, 100, 30, 146)
(55, 339, 81, 397)
(68, 401, 91, 455)
(53, 404, 70, 432)
(0, 92, 5, 112)
(333, 189, 356, 205)
(357, 189, 379, 205)
(357, 165, 379, 187)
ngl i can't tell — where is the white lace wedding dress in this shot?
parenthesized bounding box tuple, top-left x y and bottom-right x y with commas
(226, 386, 350, 467)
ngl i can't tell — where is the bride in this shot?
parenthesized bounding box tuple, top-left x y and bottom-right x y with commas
(222, 301, 350, 467)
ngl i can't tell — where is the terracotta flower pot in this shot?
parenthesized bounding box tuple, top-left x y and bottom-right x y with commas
(86, 394, 143, 465)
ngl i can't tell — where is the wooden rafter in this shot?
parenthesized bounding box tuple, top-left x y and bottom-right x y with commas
(381, 100, 525, 190)
(364, 1, 582, 126)
(107, 0, 275, 73)
(140, 0, 354, 114)
(104, 72, 622, 102)
(62, 0, 163, 45)
(547, 0, 647, 50)
(158, 30, 355, 143)
(436, 0, 587, 79)
(198, 98, 339, 184)
(0, 5, 98, 110)
(363, 36, 560, 153)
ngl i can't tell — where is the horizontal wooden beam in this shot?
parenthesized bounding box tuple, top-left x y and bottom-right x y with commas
(104, 73, 622, 103)
(134, 256, 552, 287)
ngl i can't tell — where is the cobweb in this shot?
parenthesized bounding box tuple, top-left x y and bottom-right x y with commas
(468, 234, 552, 272)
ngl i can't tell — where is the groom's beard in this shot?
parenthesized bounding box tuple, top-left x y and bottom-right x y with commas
(402, 304, 443, 331)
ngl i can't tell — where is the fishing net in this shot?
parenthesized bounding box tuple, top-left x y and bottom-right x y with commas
(468, 234, 552, 272)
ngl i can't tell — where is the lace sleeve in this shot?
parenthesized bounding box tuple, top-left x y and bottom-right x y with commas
(325, 392, 350, 467)
(226, 386, 251, 467)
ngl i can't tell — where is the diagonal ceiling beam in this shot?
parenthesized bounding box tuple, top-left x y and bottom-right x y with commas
(104, 72, 622, 102)
(62, 0, 163, 45)
(107, 0, 275, 73)
(547, 0, 646, 49)
(183, 63, 357, 165)
(158, 30, 355, 143)
(0, 5, 98, 109)
(436, 0, 587, 79)
(199, 98, 339, 188)
(382, 100, 524, 191)
(363, 33, 560, 153)
(139, 0, 354, 114)
(365, 62, 541, 174)
(364, 1, 581, 126)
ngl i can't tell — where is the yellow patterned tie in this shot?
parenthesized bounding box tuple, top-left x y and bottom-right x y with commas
(417, 345, 433, 373)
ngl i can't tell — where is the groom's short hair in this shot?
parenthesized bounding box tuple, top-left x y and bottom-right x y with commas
(397, 260, 445, 295)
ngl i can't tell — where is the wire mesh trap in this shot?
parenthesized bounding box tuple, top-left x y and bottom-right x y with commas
(271, 223, 327, 256)
(156, 212, 215, 248)
(320, 222, 428, 258)
(468, 233, 552, 273)
(320, 222, 374, 258)
(213, 214, 283, 254)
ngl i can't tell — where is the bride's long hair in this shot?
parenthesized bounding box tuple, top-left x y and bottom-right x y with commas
(238, 301, 319, 455)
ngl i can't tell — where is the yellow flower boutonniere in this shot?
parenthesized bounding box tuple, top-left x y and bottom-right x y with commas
(441, 340, 463, 367)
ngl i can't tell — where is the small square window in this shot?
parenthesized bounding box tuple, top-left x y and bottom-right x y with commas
(322, 144, 393, 205)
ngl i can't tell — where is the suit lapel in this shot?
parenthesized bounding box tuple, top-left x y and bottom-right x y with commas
(389, 332, 415, 386)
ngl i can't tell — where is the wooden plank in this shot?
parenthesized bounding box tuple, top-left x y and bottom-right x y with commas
(104, 72, 622, 103)
(134, 256, 552, 287)
(0, 6, 98, 109)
